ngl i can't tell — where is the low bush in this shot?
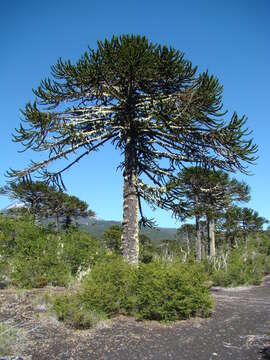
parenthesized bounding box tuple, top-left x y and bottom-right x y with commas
(80, 256, 137, 316)
(211, 249, 265, 287)
(135, 261, 213, 321)
(53, 257, 213, 327)
(61, 229, 104, 275)
(6, 219, 71, 288)
(0, 214, 105, 288)
(53, 294, 107, 329)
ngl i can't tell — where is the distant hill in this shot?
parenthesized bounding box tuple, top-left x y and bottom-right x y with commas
(78, 218, 178, 243)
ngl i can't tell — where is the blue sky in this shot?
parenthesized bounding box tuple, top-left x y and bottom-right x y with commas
(0, 0, 269, 227)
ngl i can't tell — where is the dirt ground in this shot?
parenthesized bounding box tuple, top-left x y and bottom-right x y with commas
(1, 277, 270, 360)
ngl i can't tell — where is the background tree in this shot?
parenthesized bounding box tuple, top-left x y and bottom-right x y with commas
(223, 206, 268, 260)
(102, 225, 122, 254)
(0, 181, 52, 220)
(1, 181, 94, 233)
(139, 234, 155, 263)
(60, 193, 95, 230)
(8, 35, 257, 264)
(165, 167, 250, 259)
(176, 223, 196, 256)
(200, 171, 250, 258)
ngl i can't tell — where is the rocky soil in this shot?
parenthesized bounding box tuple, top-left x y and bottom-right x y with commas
(1, 278, 270, 360)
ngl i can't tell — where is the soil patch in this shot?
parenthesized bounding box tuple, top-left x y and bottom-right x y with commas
(1, 278, 270, 359)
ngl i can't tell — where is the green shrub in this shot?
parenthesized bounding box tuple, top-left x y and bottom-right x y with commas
(211, 250, 265, 287)
(53, 257, 213, 327)
(61, 230, 104, 275)
(0, 215, 71, 288)
(135, 261, 213, 321)
(53, 294, 107, 329)
(80, 256, 137, 315)
(102, 225, 122, 254)
(11, 233, 71, 288)
(0, 214, 108, 288)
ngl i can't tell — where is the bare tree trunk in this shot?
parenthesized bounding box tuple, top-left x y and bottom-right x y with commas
(186, 228, 190, 256)
(121, 137, 139, 265)
(55, 213, 60, 234)
(207, 217, 210, 256)
(201, 240, 206, 260)
(209, 218, 216, 258)
(244, 233, 248, 262)
(195, 215, 201, 261)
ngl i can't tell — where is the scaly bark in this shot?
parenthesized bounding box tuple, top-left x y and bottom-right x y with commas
(121, 137, 139, 265)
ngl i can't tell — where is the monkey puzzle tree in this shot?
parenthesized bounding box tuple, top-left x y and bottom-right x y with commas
(177, 223, 196, 256)
(1, 181, 94, 233)
(8, 35, 257, 264)
(223, 206, 268, 259)
(0, 181, 55, 219)
(60, 193, 95, 230)
(199, 171, 250, 258)
(164, 167, 250, 260)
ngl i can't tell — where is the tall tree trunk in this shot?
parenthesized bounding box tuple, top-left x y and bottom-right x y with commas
(55, 213, 60, 234)
(195, 215, 201, 261)
(207, 217, 210, 256)
(244, 232, 248, 262)
(186, 228, 190, 256)
(122, 137, 139, 265)
(208, 217, 216, 258)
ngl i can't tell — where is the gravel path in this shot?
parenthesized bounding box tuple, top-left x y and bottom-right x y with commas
(1, 277, 270, 360)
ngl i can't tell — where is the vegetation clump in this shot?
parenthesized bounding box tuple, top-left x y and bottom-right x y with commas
(0, 214, 102, 288)
(211, 236, 270, 287)
(52, 257, 213, 327)
(135, 260, 213, 321)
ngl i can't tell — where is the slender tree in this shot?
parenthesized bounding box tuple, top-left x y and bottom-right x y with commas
(164, 167, 250, 259)
(201, 171, 250, 258)
(8, 35, 257, 264)
(223, 206, 268, 259)
(177, 223, 196, 256)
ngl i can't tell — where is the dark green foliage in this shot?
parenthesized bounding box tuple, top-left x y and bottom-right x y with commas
(139, 234, 155, 263)
(80, 257, 137, 316)
(53, 257, 213, 327)
(164, 168, 250, 234)
(222, 206, 268, 247)
(135, 261, 213, 321)
(53, 294, 107, 329)
(1, 181, 95, 232)
(102, 225, 122, 254)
